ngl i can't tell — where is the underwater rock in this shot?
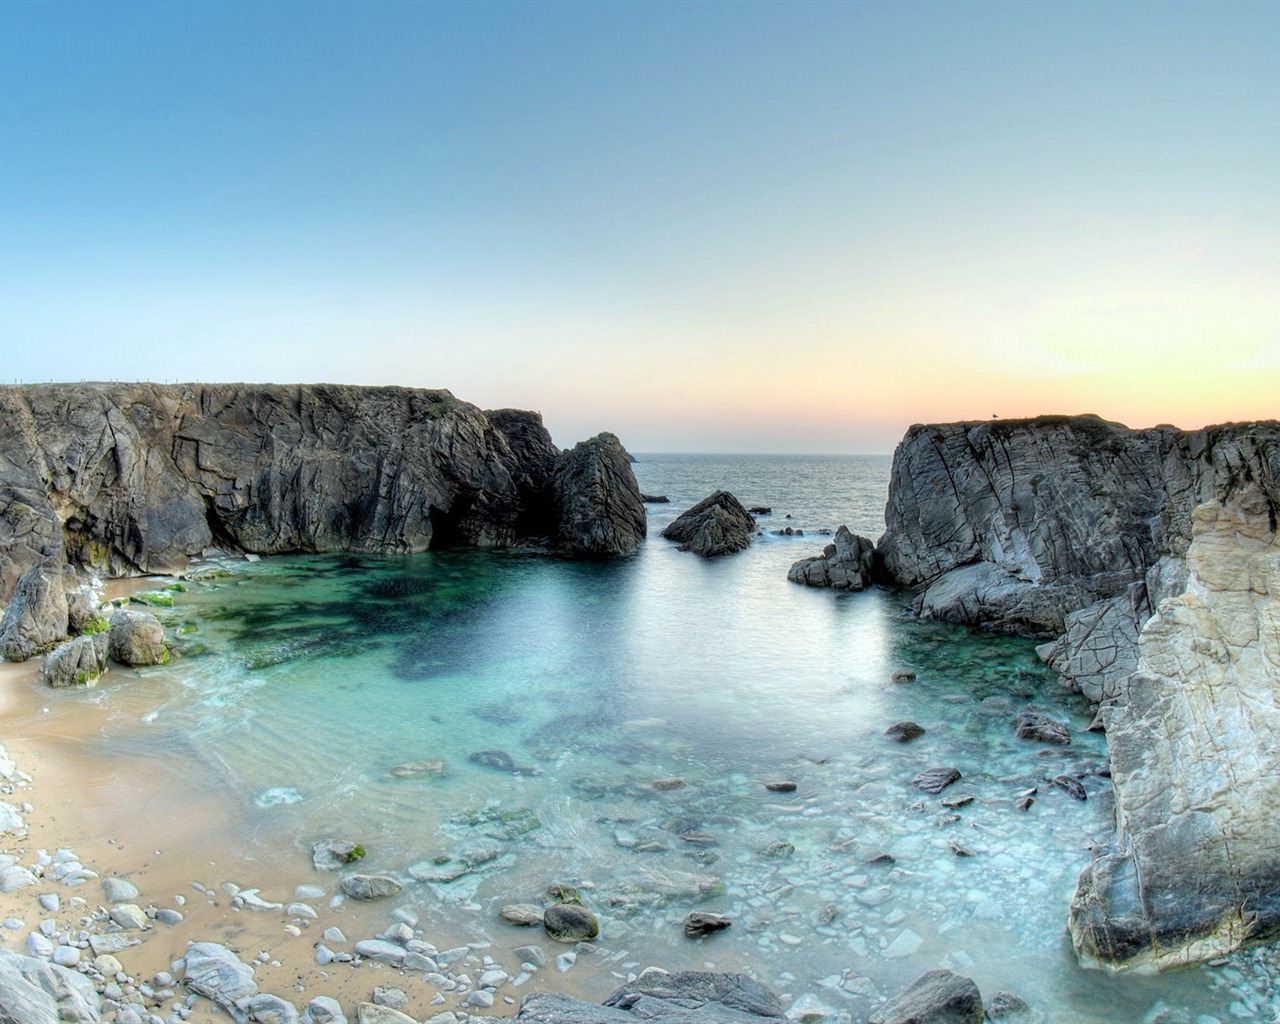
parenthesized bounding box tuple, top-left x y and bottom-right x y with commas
(517, 969, 786, 1024)
(885, 721, 925, 742)
(661, 491, 755, 557)
(1014, 711, 1070, 745)
(787, 525, 878, 591)
(868, 969, 983, 1024)
(388, 759, 445, 779)
(912, 766, 961, 794)
(468, 749, 540, 775)
(650, 776, 686, 791)
(1051, 775, 1087, 801)
(684, 911, 732, 938)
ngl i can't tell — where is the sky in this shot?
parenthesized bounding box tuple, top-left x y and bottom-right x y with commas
(1, 0, 1277, 453)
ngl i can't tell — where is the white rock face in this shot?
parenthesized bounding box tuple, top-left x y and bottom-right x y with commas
(1071, 490, 1280, 968)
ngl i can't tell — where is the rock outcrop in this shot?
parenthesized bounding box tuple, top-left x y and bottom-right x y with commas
(107, 609, 168, 667)
(0, 558, 70, 660)
(788, 525, 877, 590)
(516, 969, 784, 1024)
(867, 969, 984, 1024)
(1070, 490, 1280, 969)
(552, 433, 647, 557)
(0, 383, 643, 608)
(42, 632, 109, 687)
(0, 946, 103, 1024)
(661, 491, 755, 557)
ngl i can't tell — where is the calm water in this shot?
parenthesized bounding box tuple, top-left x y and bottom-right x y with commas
(74, 455, 1279, 1022)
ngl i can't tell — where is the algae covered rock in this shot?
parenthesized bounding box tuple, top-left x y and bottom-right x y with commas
(107, 609, 168, 666)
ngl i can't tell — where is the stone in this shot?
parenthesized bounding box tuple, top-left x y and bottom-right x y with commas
(684, 912, 732, 938)
(468, 749, 539, 775)
(660, 491, 755, 557)
(181, 942, 257, 1012)
(1013, 711, 1070, 745)
(787, 525, 879, 590)
(1051, 775, 1087, 801)
(868, 969, 983, 1024)
(312, 839, 364, 870)
(885, 721, 925, 742)
(518, 970, 786, 1024)
(551, 433, 646, 557)
(912, 766, 961, 794)
(0, 947, 102, 1024)
(0, 559, 69, 662)
(641, 494, 669, 503)
(303, 997, 347, 1024)
(984, 991, 1033, 1020)
(356, 1004, 415, 1024)
(41, 633, 109, 687)
(890, 669, 916, 683)
(372, 988, 408, 1010)
(0, 803, 26, 834)
(353, 940, 406, 964)
(107, 904, 148, 930)
(388, 759, 444, 779)
(340, 873, 401, 901)
(500, 904, 544, 926)
(107, 610, 168, 667)
(542, 903, 599, 943)
(650, 776, 686, 791)
(241, 994, 299, 1024)
(101, 877, 139, 903)
(1070, 490, 1280, 968)
(0, 865, 39, 892)
(757, 841, 794, 859)
(762, 780, 796, 792)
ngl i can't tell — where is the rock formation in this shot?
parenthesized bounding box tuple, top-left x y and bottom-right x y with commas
(0, 383, 644, 611)
(1070, 489, 1280, 969)
(867, 969, 984, 1024)
(661, 491, 755, 557)
(516, 969, 785, 1024)
(787, 525, 877, 590)
(0, 558, 70, 660)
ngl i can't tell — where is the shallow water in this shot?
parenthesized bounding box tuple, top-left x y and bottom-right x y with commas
(35, 455, 1280, 1022)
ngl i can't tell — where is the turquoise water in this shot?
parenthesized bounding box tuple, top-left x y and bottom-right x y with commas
(83, 455, 1278, 1022)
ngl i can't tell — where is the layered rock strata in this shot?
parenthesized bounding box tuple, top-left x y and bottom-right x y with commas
(0, 383, 644, 608)
(788, 524, 877, 590)
(1069, 490, 1280, 968)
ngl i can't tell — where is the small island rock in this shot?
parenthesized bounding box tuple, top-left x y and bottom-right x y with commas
(661, 491, 755, 557)
(788, 526, 878, 591)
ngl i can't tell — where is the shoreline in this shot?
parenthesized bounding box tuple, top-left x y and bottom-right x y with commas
(0, 598, 630, 1024)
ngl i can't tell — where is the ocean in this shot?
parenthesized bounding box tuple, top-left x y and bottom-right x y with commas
(48, 454, 1280, 1022)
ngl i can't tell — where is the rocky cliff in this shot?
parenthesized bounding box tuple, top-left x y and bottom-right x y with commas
(0, 383, 645, 603)
(873, 414, 1280, 970)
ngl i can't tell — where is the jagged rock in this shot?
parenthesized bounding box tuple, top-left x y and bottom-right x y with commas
(1051, 775, 1087, 801)
(0, 383, 641, 602)
(661, 491, 754, 557)
(0, 947, 102, 1024)
(552, 433, 646, 557)
(984, 991, 1036, 1020)
(868, 969, 983, 1024)
(107, 609, 168, 666)
(787, 525, 878, 590)
(63, 572, 107, 635)
(516, 969, 785, 1024)
(341, 875, 402, 901)
(542, 903, 599, 942)
(641, 494, 669, 504)
(1013, 711, 1070, 745)
(356, 1004, 413, 1024)
(41, 633, 109, 688)
(1071, 490, 1280, 968)
(0, 559, 69, 662)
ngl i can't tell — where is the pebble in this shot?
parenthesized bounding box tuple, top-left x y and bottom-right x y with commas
(53, 945, 81, 967)
(155, 909, 184, 925)
(323, 927, 347, 944)
(556, 951, 577, 972)
(38, 893, 59, 912)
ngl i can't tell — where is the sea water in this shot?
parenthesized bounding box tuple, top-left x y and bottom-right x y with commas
(62, 455, 1280, 1022)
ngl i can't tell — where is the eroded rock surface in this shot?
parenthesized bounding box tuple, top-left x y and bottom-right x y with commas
(1070, 491, 1280, 968)
(661, 491, 754, 557)
(788, 525, 877, 590)
(0, 558, 69, 661)
(0, 384, 643, 604)
(551, 433, 646, 557)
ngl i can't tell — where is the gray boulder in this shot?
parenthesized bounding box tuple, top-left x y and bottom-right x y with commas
(302, 997, 347, 1024)
(0, 947, 102, 1024)
(788, 525, 878, 590)
(0, 559, 69, 662)
(542, 903, 599, 942)
(181, 942, 257, 1019)
(107, 609, 168, 666)
(41, 633, 109, 688)
(1013, 711, 1070, 745)
(868, 969, 983, 1024)
(661, 491, 754, 557)
(517, 969, 785, 1024)
(340, 874, 402, 900)
(552, 433, 646, 557)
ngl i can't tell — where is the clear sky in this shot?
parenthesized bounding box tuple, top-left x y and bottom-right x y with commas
(1, 0, 1277, 452)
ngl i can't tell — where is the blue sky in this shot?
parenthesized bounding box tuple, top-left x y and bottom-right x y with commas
(2, 1, 1277, 451)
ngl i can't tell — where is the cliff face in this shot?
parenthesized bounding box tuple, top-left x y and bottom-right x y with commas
(0, 383, 645, 601)
(1070, 490, 1280, 968)
(875, 415, 1280, 970)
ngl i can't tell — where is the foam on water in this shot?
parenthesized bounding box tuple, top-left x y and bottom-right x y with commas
(58, 454, 1280, 1021)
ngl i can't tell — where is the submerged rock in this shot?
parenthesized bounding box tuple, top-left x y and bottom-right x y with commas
(340, 875, 402, 901)
(468, 749, 540, 775)
(912, 766, 961, 794)
(1013, 710, 1071, 745)
(787, 525, 878, 591)
(388, 759, 445, 779)
(684, 911, 732, 938)
(542, 903, 599, 943)
(311, 839, 365, 871)
(181, 942, 258, 1013)
(868, 969, 983, 1024)
(885, 721, 925, 743)
(661, 491, 755, 557)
